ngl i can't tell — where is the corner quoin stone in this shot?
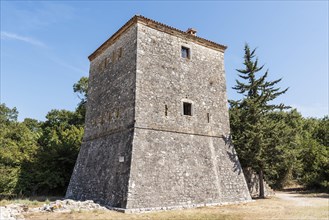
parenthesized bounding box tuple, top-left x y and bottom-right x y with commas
(66, 15, 252, 212)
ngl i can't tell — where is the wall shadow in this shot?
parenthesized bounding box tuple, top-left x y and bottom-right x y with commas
(223, 134, 243, 175)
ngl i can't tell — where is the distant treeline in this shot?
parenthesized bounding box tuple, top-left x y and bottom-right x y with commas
(229, 45, 328, 194)
(230, 108, 328, 191)
(0, 77, 88, 197)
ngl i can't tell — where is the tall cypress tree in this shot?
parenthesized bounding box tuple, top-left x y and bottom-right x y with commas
(230, 44, 289, 198)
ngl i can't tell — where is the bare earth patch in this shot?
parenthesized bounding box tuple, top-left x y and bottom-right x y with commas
(20, 191, 329, 220)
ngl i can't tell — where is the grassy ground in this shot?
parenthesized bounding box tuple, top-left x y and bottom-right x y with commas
(11, 191, 329, 220)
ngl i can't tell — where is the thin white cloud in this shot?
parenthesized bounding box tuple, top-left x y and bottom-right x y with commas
(1, 31, 86, 74)
(50, 57, 87, 74)
(3, 2, 75, 31)
(1, 31, 46, 47)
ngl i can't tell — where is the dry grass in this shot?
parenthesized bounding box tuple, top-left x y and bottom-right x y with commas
(0, 196, 61, 208)
(22, 192, 329, 220)
(0, 199, 44, 208)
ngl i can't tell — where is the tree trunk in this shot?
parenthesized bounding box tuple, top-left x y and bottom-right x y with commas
(259, 168, 265, 198)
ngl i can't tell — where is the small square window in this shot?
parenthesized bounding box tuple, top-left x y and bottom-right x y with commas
(183, 102, 192, 116)
(181, 46, 190, 59)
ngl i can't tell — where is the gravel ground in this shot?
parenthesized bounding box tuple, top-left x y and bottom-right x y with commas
(275, 191, 329, 207)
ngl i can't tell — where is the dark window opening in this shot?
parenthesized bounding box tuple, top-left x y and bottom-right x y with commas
(104, 57, 110, 68)
(183, 102, 192, 116)
(207, 113, 210, 123)
(103, 60, 106, 69)
(111, 52, 116, 62)
(118, 47, 123, 58)
(165, 105, 168, 116)
(181, 46, 190, 59)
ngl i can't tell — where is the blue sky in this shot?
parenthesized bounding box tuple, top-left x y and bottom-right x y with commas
(1, 1, 328, 121)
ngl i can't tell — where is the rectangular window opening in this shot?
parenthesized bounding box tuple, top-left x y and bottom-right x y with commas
(118, 47, 123, 58)
(165, 105, 168, 116)
(181, 46, 190, 59)
(207, 113, 210, 123)
(103, 59, 107, 69)
(183, 102, 192, 116)
(104, 57, 111, 68)
(111, 52, 116, 62)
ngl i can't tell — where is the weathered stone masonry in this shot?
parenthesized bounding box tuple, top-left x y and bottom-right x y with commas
(66, 15, 251, 212)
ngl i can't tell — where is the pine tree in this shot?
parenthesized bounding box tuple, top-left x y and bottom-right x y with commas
(230, 44, 289, 198)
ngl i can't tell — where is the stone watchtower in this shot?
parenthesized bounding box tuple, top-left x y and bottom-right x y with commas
(66, 15, 251, 212)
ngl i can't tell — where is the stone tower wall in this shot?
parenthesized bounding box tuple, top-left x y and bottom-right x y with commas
(134, 23, 229, 136)
(66, 16, 252, 211)
(84, 24, 137, 140)
(127, 130, 251, 209)
(125, 23, 250, 209)
(66, 24, 137, 208)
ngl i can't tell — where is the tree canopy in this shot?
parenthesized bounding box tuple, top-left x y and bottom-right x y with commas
(230, 44, 289, 198)
(0, 77, 88, 196)
(229, 44, 328, 195)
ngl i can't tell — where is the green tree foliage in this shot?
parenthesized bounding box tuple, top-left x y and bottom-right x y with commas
(0, 77, 88, 196)
(0, 104, 18, 122)
(261, 110, 303, 189)
(229, 44, 289, 198)
(231, 104, 329, 192)
(229, 45, 329, 193)
(28, 109, 84, 195)
(0, 104, 40, 195)
(73, 76, 88, 122)
(313, 116, 329, 147)
(73, 76, 88, 104)
(298, 117, 329, 191)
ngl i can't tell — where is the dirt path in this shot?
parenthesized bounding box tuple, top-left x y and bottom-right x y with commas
(275, 191, 329, 207)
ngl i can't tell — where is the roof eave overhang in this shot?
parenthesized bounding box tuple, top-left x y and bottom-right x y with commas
(88, 15, 227, 62)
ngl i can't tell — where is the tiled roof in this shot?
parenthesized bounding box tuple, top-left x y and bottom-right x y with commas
(88, 15, 227, 61)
